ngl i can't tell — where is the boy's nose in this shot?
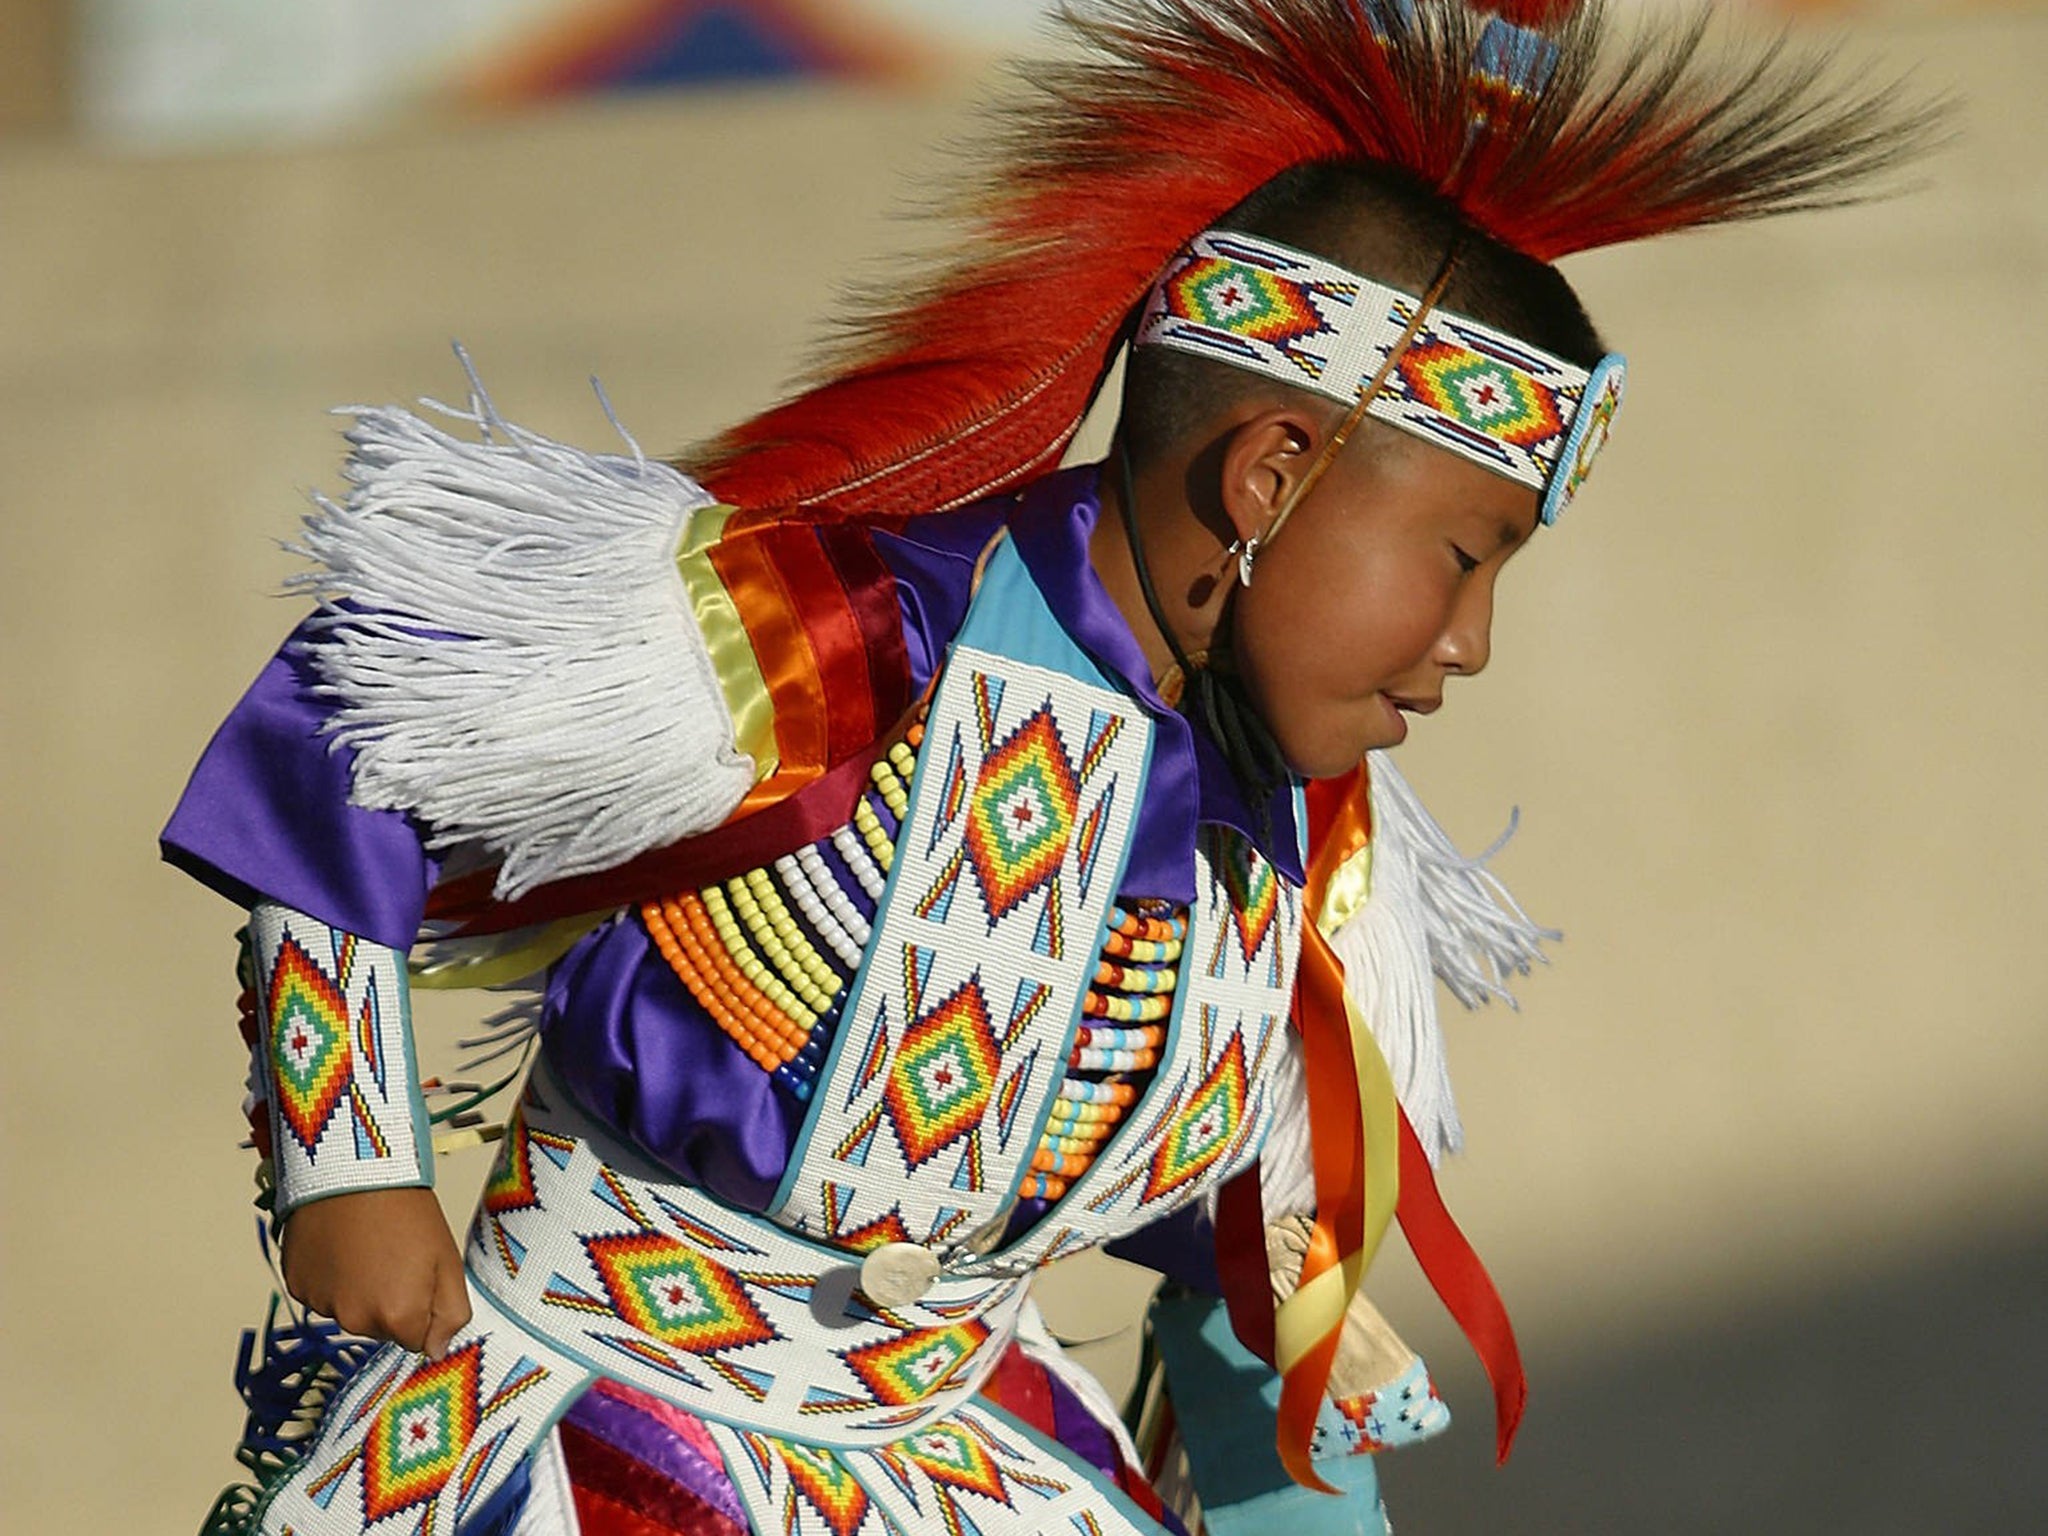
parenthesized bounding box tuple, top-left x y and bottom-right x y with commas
(1437, 582, 1495, 678)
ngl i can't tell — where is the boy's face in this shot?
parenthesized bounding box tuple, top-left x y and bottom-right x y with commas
(1228, 425, 1541, 779)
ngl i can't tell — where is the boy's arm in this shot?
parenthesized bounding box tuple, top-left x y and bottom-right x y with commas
(246, 900, 469, 1357)
(168, 386, 781, 1356)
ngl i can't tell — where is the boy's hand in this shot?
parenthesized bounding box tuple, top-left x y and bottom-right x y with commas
(280, 1186, 472, 1359)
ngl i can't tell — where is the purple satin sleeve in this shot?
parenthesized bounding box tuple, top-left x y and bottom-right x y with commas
(869, 500, 1008, 694)
(159, 623, 437, 949)
(539, 914, 804, 1212)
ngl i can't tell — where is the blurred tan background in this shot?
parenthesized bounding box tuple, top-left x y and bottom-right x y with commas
(4, 1, 2045, 1531)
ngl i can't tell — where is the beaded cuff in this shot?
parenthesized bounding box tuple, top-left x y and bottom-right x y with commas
(249, 902, 433, 1219)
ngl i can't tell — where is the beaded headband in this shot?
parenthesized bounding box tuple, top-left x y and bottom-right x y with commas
(1136, 229, 1627, 526)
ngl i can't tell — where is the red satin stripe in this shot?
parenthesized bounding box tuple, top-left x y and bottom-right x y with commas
(979, 1343, 1057, 1434)
(1213, 1167, 1275, 1368)
(977, 1343, 1168, 1526)
(759, 526, 877, 762)
(426, 738, 882, 935)
(820, 523, 912, 726)
(1277, 923, 1371, 1493)
(559, 1420, 749, 1536)
(1395, 1108, 1528, 1463)
(1116, 1453, 1173, 1526)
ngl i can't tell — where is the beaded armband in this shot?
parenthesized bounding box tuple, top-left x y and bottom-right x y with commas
(248, 902, 433, 1220)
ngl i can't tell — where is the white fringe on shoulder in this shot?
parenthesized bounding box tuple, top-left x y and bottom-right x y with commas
(292, 351, 755, 901)
(1326, 751, 1559, 1166)
(1253, 754, 1558, 1214)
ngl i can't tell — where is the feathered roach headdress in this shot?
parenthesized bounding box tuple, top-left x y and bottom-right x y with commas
(678, 0, 1942, 1495)
(691, 0, 1939, 523)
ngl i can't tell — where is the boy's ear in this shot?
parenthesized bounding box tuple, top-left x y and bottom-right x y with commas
(1216, 407, 1324, 547)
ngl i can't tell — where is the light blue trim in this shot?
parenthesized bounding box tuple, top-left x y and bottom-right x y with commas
(1541, 351, 1628, 526)
(393, 956, 436, 1188)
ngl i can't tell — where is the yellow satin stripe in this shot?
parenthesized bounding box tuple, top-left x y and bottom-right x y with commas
(409, 914, 604, 990)
(674, 503, 779, 780)
(1315, 839, 1374, 936)
(1273, 986, 1402, 1374)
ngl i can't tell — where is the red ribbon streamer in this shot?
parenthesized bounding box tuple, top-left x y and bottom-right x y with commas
(1396, 1107, 1528, 1463)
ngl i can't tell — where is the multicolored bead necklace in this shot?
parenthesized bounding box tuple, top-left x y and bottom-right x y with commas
(642, 721, 925, 1102)
(1017, 901, 1187, 1200)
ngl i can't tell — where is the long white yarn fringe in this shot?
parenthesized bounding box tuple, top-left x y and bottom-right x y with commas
(291, 348, 754, 901)
(1328, 751, 1559, 1166)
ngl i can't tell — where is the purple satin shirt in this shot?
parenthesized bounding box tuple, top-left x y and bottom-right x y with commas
(163, 465, 1299, 1245)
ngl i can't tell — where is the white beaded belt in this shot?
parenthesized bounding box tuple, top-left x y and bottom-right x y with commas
(466, 1066, 1029, 1448)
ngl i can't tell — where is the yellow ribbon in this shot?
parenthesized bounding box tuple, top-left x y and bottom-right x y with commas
(1315, 839, 1374, 938)
(675, 503, 780, 780)
(1273, 979, 1401, 1375)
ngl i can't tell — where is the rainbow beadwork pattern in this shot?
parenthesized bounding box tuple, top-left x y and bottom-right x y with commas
(706, 1401, 1160, 1536)
(252, 1283, 590, 1536)
(774, 638, 1150, 1254)
(1139, 229, 1627, 525)
(249, 904, 432, 1218)
(469, 1069, 1031, 1447)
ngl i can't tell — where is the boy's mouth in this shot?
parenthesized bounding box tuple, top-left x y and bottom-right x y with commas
(1386, 694, 1441, 716)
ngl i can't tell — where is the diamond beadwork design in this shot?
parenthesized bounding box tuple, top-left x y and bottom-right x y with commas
(1144, 1034, 1250, 1205)
(883, 978, 1001, 1169)
(1165, 256, 1331, 347)
(961, 702, 1081, 923)
(266, 934, 355, 1154)
(899, 1420, 1009, 1501)
(841, 1321, 990, 1406)
(482, 1108, 540, 1219)
(1218, 838, 1280, 966)
(360, 1344, 483, 1520)
(778, 1440, 872, 1536)
(1398, 340, 1565, 447)
(584, 1233, 778, 1355)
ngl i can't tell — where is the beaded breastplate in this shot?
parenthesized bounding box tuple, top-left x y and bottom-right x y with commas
(640, 534, 1300, 1269)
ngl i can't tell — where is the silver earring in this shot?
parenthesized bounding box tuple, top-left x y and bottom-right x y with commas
(1230, 535, 1261, 588)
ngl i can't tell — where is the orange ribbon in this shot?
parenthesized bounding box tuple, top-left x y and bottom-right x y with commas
(1238, 761, 1527, 1485)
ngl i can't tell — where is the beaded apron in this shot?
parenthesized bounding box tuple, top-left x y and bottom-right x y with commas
(470, 1069, 1031, 1447)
